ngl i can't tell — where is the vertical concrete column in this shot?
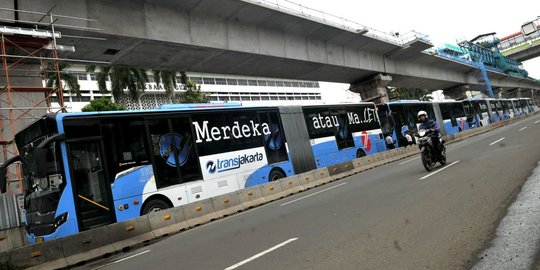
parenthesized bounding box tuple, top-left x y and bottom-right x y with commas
(431, 103, 446, 137)
(349, 74, 392, 104)
(443, 84, 469, 100)
(486, 99, 494, 123)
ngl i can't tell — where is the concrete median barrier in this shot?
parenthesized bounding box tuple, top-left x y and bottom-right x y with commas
(148, 206, 189, 238)
(3, 238, 67, 269)
(260, 181, 285, 202)
(108, 215, 155, 251)
(371, 153, 385, 167)
(389, 149, 400, 162)
(211, 193, 244, 218)
(182, 199, 219, 228)
(295, 170, 320, 189)
(0, 227, 27, 253)
(352, 157, 366, 173)
(0, 251, 6, 265)
(237, 185, 267, 209)
(328, 161, 355, 180)
(278, 175, 306, 195)
(360, 155, 375, 170)
(311, 167, 333, 186)
(380, 151, 392, 164)
(61, 225, 115, 266)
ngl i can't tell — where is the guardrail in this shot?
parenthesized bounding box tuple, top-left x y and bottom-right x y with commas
(1, 111, 537, 269)
(242, 0, 431, 46)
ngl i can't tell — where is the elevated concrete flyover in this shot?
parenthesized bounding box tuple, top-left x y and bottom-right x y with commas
(2, 0, 539, 103)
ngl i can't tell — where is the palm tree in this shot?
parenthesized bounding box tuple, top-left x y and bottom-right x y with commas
(389, 87, 433, 101)
(42, 61, 80, 98)
(177, 71, 209, 103)
(86, 65, 148, 100)
(152, 70, 177, 97)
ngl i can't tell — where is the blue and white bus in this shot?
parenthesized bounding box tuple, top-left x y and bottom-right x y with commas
(377, 100, 436, 148)
(436, 101, 469, 135)
(0, 102, 386, 243)
(462, 99, 490, 128)
(500, 99, 515, 119)
(511, 98, 528, 116)
(302, 104, 386, 168)
(487, 99, 504, 122)
(522, 98, 537, 113)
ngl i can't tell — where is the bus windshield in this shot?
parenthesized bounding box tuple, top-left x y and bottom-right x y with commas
(14, 117, 66, 238)
(15, 118, 63, 194)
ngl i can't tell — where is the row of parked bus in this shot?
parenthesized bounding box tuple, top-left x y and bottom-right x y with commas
(380, 97, 537, 148)
(0, 97, 536, 243)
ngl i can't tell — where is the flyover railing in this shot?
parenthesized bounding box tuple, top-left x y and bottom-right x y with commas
(498, 31, 540, 52)
(243, 0, 431, 46)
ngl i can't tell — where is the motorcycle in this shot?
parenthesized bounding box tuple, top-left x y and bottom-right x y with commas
(416, 129, 446, 172)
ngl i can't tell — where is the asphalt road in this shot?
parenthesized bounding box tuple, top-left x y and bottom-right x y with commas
(77, 113, 540, 270)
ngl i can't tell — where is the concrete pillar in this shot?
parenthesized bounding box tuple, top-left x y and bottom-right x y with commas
(485, 99, 495, 123)
(349, 74, 392, 104)
(432, 103, 446, 137)
(443, 84, 469, 100)
(517, 88, 523, 98)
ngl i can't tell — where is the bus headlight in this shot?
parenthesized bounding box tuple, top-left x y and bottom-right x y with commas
(53, 212, 68, 228)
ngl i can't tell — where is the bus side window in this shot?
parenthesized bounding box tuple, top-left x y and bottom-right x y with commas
(258, 112, 288, 164)
(101, 118, 150, 181)
(146, 118, 181, 189)
(170, 117, 202, 183)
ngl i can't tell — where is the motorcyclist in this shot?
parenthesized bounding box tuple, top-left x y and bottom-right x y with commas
(417, 111, 442, 161)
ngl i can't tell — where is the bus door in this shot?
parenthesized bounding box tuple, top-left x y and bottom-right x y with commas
(67, 139, 116, 231)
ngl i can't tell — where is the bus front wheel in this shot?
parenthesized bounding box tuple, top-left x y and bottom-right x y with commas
(141, 199, 170, 215)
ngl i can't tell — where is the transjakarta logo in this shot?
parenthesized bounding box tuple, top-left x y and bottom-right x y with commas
(311, 108, 378, 129)
(193, 120, 271, 143)
(206, 152, 264, 174)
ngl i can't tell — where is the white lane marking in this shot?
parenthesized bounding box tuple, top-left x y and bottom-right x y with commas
(224, 238, 299, 270)
(489, 137, 505, 146)
(518, 126, 528, 131)
(419, 160, 460, 180)
(399, 156, 420, 165)
(91, 250, 151, 270)
(280, 182, 348, 206)
(534, 120, 539, 124)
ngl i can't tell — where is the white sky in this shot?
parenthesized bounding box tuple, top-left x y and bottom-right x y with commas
(297, 0, 540, 79)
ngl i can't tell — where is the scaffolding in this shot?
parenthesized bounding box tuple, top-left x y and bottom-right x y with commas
(0, 7, 107, 194)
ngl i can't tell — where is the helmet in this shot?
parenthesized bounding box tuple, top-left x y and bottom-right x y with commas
(417, 110, 428, 119)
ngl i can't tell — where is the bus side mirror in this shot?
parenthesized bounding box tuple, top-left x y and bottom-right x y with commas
(0, 167, 6, 194)
(35, 133, 65, 178)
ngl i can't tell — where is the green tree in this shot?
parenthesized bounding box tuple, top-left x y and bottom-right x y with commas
(152, 69, 177, 97)
(389, 87, 433, 101)
(81, 98, 126, 112)
(86, 65, 148, 100)
(42, 61, 80, 97)
(177, 72, 209, 103)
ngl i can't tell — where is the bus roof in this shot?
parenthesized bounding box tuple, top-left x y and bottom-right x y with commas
(386, 100, 433, 104)
(54, 102, 378, 123)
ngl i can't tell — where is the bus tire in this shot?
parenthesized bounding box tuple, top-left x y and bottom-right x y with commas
(269, 169, 286, 182)
(141, 199, 170, 215)
(356, 149, 366, 158)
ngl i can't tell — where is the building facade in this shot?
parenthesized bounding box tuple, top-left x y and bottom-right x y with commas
(51, 66, 361, 111)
